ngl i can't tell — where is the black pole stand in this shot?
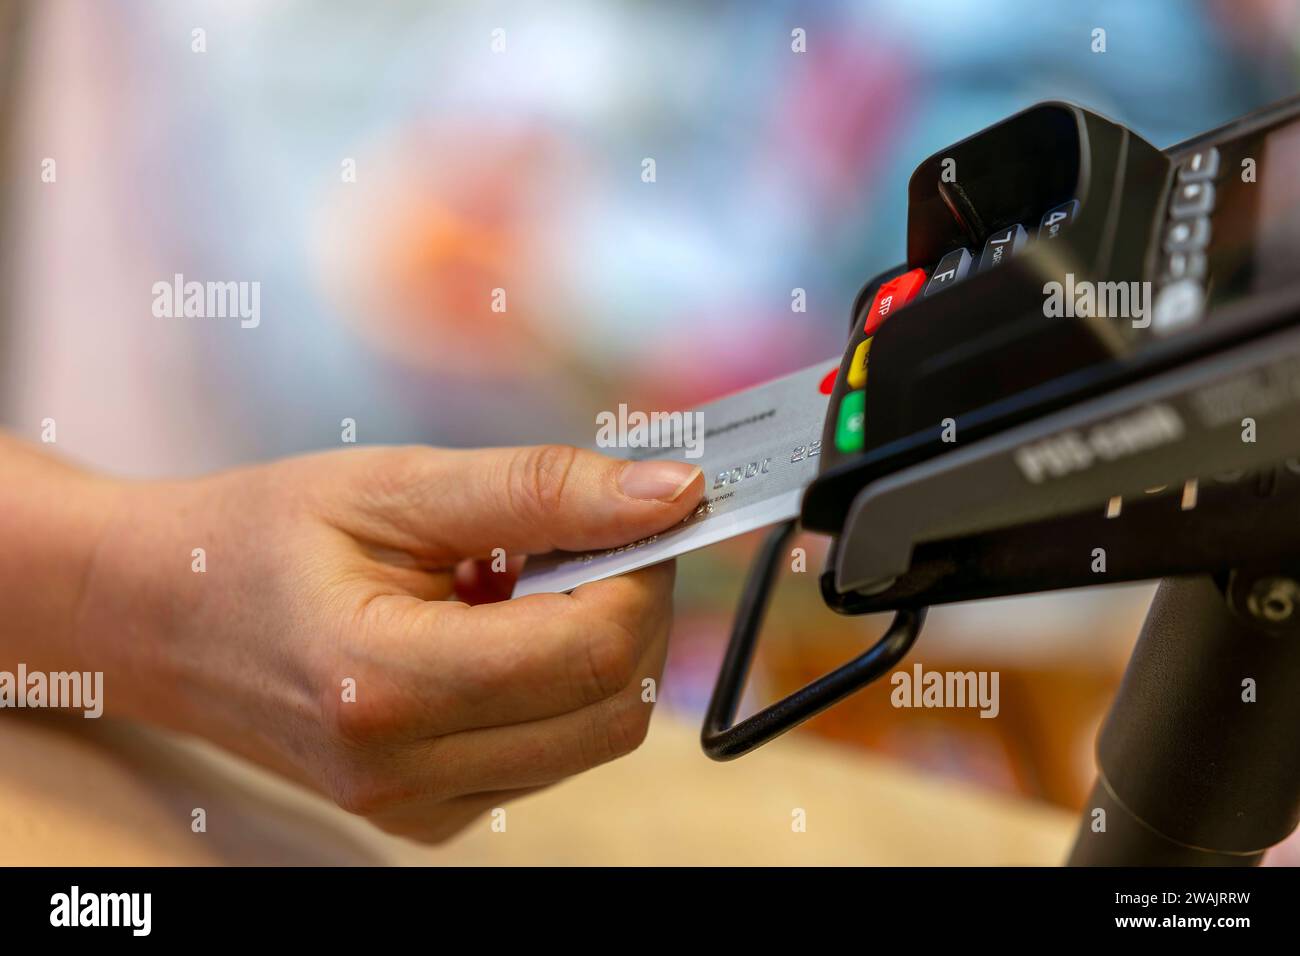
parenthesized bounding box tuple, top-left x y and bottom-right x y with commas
(1068, 569, 1300, 865)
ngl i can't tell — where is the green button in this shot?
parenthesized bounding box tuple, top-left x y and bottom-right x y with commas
(835, 390, 866, 453)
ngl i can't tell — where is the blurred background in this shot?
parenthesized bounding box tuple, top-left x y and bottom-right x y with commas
(1, 0, 1298, 862)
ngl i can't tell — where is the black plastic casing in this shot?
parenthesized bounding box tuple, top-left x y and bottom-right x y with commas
(804, 101, 1169, 533)
(802, 95, 1300, 601)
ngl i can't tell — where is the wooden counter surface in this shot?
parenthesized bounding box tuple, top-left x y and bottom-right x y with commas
(0, 711, 1074, 866)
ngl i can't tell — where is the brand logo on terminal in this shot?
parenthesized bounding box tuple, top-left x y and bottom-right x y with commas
(1013, 404, 1186, 484)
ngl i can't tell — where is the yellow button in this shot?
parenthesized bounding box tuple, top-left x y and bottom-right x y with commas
(848, 338, 872, 388)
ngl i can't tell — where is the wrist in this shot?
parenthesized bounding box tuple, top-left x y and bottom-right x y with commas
(71, 474, 209, 724)
(0, 444, 126, 674)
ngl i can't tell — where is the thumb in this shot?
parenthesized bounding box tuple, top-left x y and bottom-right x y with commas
(356, 444, 705, 563)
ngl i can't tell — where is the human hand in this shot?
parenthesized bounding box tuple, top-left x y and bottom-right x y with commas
(76, 445, 703, 842)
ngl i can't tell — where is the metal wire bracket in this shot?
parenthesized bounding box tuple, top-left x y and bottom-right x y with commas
(700, 519, 927, 761)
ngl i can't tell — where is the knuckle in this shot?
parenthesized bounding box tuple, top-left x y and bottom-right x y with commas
(507, 444, 579, 521)
(599, 696, 653, 761)
(330, 698, 397, 747)
(365, 446, 437, 505)
(324, 745, 441, 817)
(334, 446, 440, 540)
(574, 620, 641, 704)
(327, 769, 402, 817)
(321, 667, 410, 747)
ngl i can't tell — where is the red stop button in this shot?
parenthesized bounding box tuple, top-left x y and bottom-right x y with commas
(863, 268, 927, 336)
